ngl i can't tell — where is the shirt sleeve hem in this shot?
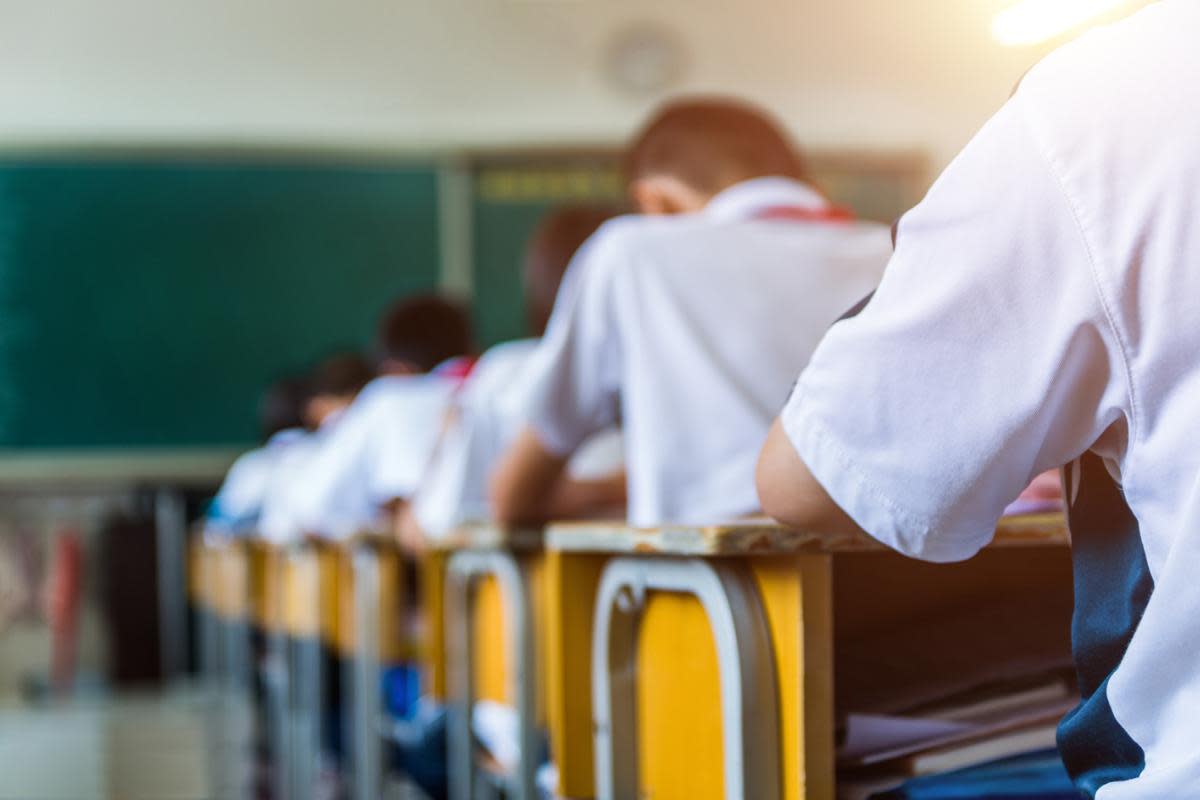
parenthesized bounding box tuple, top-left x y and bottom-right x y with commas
(780, 401, 983, 563)
(529, 418, 586, 460)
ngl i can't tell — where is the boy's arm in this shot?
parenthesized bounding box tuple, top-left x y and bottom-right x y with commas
(491, 428, 627, 525)
(492, 229, 627, 526)
(757, 419, 863, 536)
(758, 97, 1122, 561)
(548, 468, 627, 520)
(490, 426, 571, 525)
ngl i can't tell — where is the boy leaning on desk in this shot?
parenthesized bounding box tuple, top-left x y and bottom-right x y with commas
(760, 2, 1200, 797)
(490, 96, 892, 529)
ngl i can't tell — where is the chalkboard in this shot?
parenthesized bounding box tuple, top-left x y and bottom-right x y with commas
(0, 160, 441, 449)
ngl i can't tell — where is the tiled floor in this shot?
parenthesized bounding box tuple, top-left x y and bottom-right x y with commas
(0, 688, 253, 800)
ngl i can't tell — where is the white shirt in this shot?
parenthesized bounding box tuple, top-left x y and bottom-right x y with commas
(780, 3, 1200, 795)
(207, 428, 306, 535)
(283, 374, 456, 540)
(258, 429, 325, 545)
(523, 177, 891, 526)
(413, 339, 624, 540)
(413, 339, 539, 539)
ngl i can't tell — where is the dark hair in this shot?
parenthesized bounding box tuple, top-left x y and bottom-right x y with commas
(375, 294, 474, 372)
(624, 96, 806, 195)
(308, 352, 373, 399)
(524, 206, 616, 336)
(258, 375, 310, 441)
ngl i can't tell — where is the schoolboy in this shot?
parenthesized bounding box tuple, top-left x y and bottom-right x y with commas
(258, 353, 374, 544)
(757, 4, 1200, 795)
(285, 295, 474, 541)
(206, 375, 309, 536)
(404, 206, 624, 548)
(491, 97, 892, 526)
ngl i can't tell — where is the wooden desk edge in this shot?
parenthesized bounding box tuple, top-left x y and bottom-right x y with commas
(544, 513, 1068, 556)
(431, 521, 545, 552)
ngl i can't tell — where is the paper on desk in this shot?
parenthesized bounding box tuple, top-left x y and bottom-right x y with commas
(472, 700, 521, 773)
(839, 713, 975, 762)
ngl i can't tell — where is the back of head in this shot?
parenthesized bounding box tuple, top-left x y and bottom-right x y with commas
(258, 375, 310, 441)
(524, 206, 616, 336)
(376, 294, 474, 374)
(305, 351, 374, 428)
(309, 352, 374, 398)
(625, 96, 806, 203)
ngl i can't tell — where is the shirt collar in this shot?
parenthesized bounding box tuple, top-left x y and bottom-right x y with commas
(703, 177, 828, 223)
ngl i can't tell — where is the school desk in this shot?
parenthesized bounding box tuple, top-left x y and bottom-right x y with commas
(187, 534, 217, 680)
(190, 534, 253, 690)
(543, 514, 1072, 800)
(436, 523, 548, 800)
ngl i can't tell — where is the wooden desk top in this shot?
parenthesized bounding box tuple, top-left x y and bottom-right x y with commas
(433, 522, 545, 553)
(544, 513, 1068, 557)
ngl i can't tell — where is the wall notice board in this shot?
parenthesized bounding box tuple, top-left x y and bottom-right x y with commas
(0, 160, 441, 450)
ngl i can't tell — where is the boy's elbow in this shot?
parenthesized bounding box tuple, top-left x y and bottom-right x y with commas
(756, 418, 859, 534)
(488, 468, 526, 526)
(756, 420, 806, 526)
(756, 455, 811, 529)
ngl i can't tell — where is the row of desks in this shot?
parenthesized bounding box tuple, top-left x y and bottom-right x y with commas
(191, 513, 1072, 799)
(433, 513, 1072, 800)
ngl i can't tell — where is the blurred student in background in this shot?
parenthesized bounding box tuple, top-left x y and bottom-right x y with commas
(257, 352, 374, 544)
(281, 294, 474, 542)
(490, 96, 892, 527)
(205, 374, 310, 536)
(401, 206, 625, 551)
(387, 207, 622, 799)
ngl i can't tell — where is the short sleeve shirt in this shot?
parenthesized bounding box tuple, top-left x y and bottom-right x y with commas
(521, 178, 892, 526)
(411, 339, 539, 539)
(780, 3, 1200, 795)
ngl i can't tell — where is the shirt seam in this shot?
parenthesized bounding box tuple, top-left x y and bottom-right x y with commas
(1013, 95, 1141, 472)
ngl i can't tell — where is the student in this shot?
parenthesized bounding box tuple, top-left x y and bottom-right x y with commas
(257, 353, 374, 544)
(404, 206, 624, 548)
(490, 97, 892, 527)
(284, 295, 474, 541)
(206, 375, 309, 536)
(757, 3, 1200, 796)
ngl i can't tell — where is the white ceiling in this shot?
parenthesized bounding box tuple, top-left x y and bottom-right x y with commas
(0, 0, 1153, 169)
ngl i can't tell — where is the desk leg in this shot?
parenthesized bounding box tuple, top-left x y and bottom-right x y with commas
(545, 552, 607, 799)
(421, 551, 448, 701)
(285, 548, 323, 800)
(350, 548, 383, 800)
(155, 489, 188, 681)
(753, 555, 834, 800)
(445, 551, 537, 800)
(591, 557, 782, 800)
(267, 626, 291, 800)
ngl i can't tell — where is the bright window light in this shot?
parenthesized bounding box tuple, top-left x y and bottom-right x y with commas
(992, 0, 1132, 46)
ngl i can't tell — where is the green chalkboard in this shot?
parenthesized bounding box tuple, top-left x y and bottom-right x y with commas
(0, 160, 441, 449)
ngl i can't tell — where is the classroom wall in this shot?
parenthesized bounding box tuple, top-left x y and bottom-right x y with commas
(0, 0, 1153, 170)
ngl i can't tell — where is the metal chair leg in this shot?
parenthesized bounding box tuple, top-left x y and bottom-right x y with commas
(445, 550, 537, 800)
